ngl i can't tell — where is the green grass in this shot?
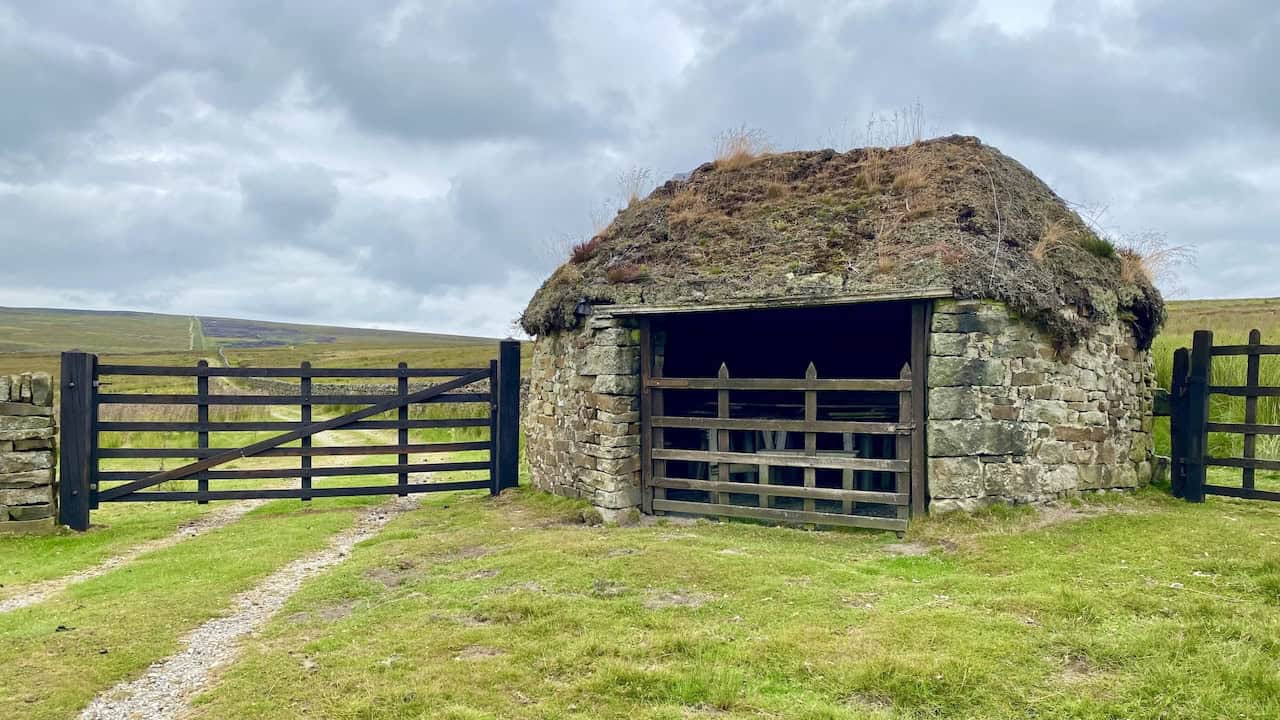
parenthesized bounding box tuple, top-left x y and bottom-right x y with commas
(1151, 298, 1280, 479)
(0, 497, 382, 720)
(175, 488, 1280, 720)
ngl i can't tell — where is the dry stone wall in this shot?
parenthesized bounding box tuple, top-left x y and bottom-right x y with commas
(926, 299, 1155, 513)
(0, 373, 57, 531)
(524, 316, 642, 522)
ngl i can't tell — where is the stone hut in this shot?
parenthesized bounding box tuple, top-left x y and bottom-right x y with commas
(519, 136, 1163, 529)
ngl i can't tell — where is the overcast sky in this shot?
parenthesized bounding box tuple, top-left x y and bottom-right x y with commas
(0, 1, 1275, 338)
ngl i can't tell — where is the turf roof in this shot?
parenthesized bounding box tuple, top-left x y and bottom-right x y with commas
(520, 135, 1164, 349)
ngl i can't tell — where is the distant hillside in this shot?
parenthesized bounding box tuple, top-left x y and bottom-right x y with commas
(0, 307, 493, 355)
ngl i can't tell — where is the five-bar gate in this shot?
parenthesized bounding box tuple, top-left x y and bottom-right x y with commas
(58, 341, 522, 530)
(1170, 329, 1280, 503)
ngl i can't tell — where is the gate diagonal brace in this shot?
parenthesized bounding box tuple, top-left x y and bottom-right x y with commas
(98, 369, 490, 501)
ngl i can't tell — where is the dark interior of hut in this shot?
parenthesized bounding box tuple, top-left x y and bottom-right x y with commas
(649, 302, 915, 516)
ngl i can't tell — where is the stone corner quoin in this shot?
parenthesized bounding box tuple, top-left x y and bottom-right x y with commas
(0, 372, 58, 531)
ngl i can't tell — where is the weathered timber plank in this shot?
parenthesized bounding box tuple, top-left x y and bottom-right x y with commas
(107, 480, 492, 502)
(98, 365, 488, 377)
(651, 448, 907, 472)
(650, 416, 912, 434)
(652, 498, 908, 531)
(98, 460, 490, 482)
(651, 477, 908, 504)
(98, 441, 490, 459)
(647, 377, 909, 392)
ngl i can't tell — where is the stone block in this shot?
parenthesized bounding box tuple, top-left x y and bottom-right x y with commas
(982, 461, 1033, 498)
(0, 416, 52, 431)
(928, 387, 978, 420)
(7, 503, 52, 521)
(1035, 441, 1072, 464)
(0, 486, 50, 506)
(0, 469, 54, 488)
(597, 455, 641, 475)
(1011, 371, 1043, 386)
(592, 375, 639, 395)
(929, 420, 1032, 457)
(596, 410, 640, 424)
(578, 346, 638, 376)
(0, 452, 53, 473)
(587, 393, 635, 414)
(928, 357, 1005, 387)
(995, 340, 1039, 358)
(928, 457, 983, 497)
(989, 406, 1020, 421)
(929, 333, 971, 356)
(1024, 400, 1069, 424)
(0, 401, 53, 417)
(30, 373, 52, 406)
(0, 375, 8, 402)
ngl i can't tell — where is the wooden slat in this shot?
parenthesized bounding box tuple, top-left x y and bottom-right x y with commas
(98, 393, 490, 405)
(652, 498, 908, 532)
(897, 361, 913, 527)
(1243, 329, 1261, 490)
(397, 362, 409, 497)
(651, 477, 908, 505)
(647, 377, 909, 392)
(301, 361, 312, 501)
(603, 287, 953, 316)
(1206, 422, 1280, 435)
(803, 362, 817, 512)
(98, 368, 490, 500)
(652, 448, 908, 472)
(105, 480, 493, 502)
(196, 359, 210, 504)
(58, 352, 95, 531)
(99, 460, 490, 482)
(98, 442, 490, 459)
(98, 418, 489, 432)
(1204, 485, 1280, 502)
(649, 416, 912, 434)
(715, 363, 730, 506)
(1205, 456, 1280, 471)
(909, 301, 929, 517)
(1207, 386, 1280, 398)
(1209, 344, 1280, 356)
(1184, 331, 1212, 502)
(98, 365, 489, 378)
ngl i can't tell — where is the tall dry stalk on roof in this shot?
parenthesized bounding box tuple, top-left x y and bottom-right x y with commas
(714, 125, 771, 170)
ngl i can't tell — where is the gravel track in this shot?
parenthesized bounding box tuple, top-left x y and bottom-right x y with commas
(78, 496, 420, 720)
(0, 501, 267, 614)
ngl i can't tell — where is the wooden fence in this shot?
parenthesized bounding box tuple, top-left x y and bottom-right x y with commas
(1171, 329, 1280, 502)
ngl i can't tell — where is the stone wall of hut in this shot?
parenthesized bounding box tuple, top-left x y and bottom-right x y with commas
(926, 299, 1155, 513)
(524, 315, 643, 522)
(522, 299, 1157, 521)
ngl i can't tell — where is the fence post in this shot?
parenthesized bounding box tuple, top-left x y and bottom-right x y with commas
(495, 340, 522, 492)
(488, 359, 499, 496)
(58, 352, 96, 531)
(1242, 329, 1261, 490)
(1184, 330, 1213, 503)
(1169, 348, 1189, 498)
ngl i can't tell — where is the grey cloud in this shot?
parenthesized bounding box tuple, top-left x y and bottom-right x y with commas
(240, 163, 339, 234)
(0, 0, 1275, 338)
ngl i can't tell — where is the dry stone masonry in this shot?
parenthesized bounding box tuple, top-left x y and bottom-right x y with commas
(0, 372, 57, 532)
(524, 315, 642, 522)
(926, 300, 1155, 513)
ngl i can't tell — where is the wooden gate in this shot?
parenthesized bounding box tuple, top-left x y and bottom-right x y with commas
(58, 341, 521, 530)
(1170, 329, 1280, 502)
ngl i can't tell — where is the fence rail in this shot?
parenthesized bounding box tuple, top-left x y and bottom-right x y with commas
(1171, 329, 1279, 503)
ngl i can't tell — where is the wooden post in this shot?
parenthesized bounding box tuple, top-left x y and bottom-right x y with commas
(909, 301, 930, 516)
(300, 362, 312, 501)
(1169, 348, 1188, 498)
(715, 362, 730, 506)
(803, 362, 817, 513)
(896, 363, 912, 528)
(489, 359, 500, 495)
(651, 329, 667, 515)
(495, 339, 521, 491)
(1185, 330, 1213, 503)
(397, 362, 409, 497)
(58, 352, 96, 531)
(639, 320, 654, 514)
(1242, 329, 1261, 490)
(196, 360, 210, 504)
